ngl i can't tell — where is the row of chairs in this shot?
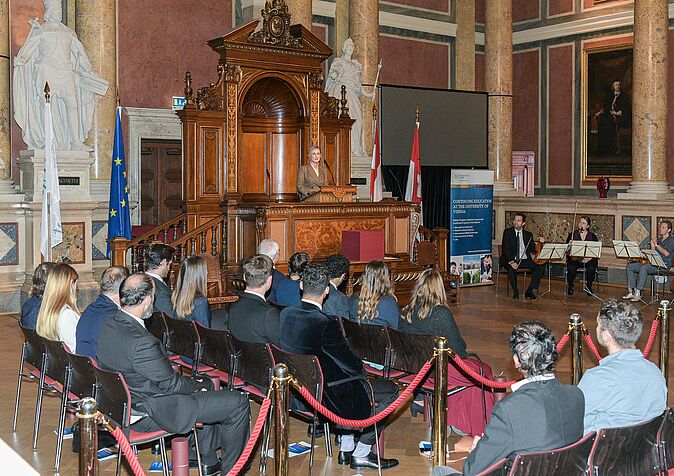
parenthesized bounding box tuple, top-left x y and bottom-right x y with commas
(479, 410, 674, 476)
(12, 324, 195, 476)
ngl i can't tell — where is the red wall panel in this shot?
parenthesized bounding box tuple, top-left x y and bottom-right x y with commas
(547, 45, 574, 187)
(379, 37, 448, 89)
(513, 0, 540, 23)
(118, 0, 232, 109)
(549, 0, 574, 16)
(513, 49, 540, 184)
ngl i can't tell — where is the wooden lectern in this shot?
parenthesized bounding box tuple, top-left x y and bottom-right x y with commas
(304, 185, 358, 203)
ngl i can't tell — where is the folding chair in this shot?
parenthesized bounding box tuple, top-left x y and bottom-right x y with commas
(509, 431, 596, 475)
(13, 324, 47, 437)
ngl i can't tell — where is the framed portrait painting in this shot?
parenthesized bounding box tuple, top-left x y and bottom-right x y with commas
(582, 44, 633, 182)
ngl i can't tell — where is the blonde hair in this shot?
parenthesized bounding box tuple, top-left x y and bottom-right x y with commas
(401, 268, 447, 324)
(36, 263, 79, 340)
(356, 261, 393, 322)
(172, 255, 207, 319)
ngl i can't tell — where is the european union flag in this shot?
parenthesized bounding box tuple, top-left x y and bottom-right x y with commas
(107, 106, 132, 257)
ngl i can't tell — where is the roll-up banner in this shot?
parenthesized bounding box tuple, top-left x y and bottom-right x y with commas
(450, 170, 494, 287)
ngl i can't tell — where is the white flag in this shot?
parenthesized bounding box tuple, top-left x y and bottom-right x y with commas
(40, 101, 62, 260)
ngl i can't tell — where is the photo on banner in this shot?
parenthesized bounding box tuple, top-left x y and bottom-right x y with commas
(450, 170, 494, 287)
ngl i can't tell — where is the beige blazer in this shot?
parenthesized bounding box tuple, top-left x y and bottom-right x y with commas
(297, 164, 328, 200)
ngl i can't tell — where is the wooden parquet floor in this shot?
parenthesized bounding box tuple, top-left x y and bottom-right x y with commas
(2, 277, 672, 475)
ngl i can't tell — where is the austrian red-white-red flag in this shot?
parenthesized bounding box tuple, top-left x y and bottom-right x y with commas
(405, 119, 422, 204)
(370, 120, 383, 202)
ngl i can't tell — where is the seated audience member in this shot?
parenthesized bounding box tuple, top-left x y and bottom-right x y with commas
(349, 260, 400, 328)
(76, 266, 128, 357)
(257, 238, 286, 303)
(462, 321, 584, 475)
(36, 264, 81, 353)
(229, 255, 281, 345)
(275, 252, 309, 307)
(96, 274, 250, 475)
(578, 300, 667, 434)
(400, 268, 495, 436)
(20, 262, 57, 329)
(323, 253, 350, 318)
(171, 255, 211, 328)
(144, 243, 176, 317)
(280, 264, 400, 471)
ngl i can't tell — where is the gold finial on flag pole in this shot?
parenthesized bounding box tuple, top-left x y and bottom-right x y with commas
(415, 107, 420, 122)
(44, 82, 51, 103)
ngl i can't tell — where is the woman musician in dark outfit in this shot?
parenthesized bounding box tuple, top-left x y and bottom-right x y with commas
(566, 216, 599, 296)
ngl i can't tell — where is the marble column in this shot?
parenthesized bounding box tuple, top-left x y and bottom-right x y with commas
(286, 0, 312, 29)
(485, 0, 514, 192)
(349, 0, 378, 156)
(335, 0, 349, 55)
(625, 0, 669, 197)
(0, 0, 10, 182)
(75, 0, 116, 183)
(455, 0, 475, 90)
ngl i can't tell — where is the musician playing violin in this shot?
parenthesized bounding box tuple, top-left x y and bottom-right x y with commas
(565, 216, 599, 296)
(624, 220, 674, 303)
(500, 212, 545, 300)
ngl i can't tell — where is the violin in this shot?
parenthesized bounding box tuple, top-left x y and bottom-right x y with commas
(532, 241, 547, 265)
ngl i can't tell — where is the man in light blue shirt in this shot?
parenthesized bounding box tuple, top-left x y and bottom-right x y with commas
(578, 300, 667, 434)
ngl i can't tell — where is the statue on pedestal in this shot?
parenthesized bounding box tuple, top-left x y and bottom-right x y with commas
(325, 38, 374, 156)
(13, 0, 109, 151)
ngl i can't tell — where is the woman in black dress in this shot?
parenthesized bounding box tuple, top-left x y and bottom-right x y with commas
(566, 216, 599, 296)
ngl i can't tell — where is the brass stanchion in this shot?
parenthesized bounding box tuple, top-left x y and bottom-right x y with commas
(659, 300, 670, 382)
(273, 364, 290, 476)
(432, 337, 449, 466)
(569, 314, 583, 385)
(77, 397, 98, 476)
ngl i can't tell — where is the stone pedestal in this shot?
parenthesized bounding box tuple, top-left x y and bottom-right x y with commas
(350, 154, 373, 199)
(18, 149, 93, 201)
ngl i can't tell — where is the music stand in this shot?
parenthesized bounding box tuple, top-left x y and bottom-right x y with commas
(640, 249, 669, 307)
(568, 241, 603, 301)
(534, 243, 568, 304)
(612, 240, 642, 260)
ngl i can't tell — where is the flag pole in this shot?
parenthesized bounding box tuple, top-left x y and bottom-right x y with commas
(44, 82, 52, 262)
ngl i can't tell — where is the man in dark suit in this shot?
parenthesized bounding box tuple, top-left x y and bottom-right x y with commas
(257, 238, 287, 304)
(280, 264, 400, 471)
(76, 266, 128, 357)
(228, 254, 281, 345)
(461, 321, 584, 475)
(500, 212, 545, 299)
(96, 274, 250, 475)
(144, 243, 176, 317)
(323, 254, 350, 318)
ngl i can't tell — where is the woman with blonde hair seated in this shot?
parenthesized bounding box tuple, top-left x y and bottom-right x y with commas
(348, 260, 399, 328)
(400, 268, 494, 438)
(171, 255, 211, 327)
(36, 263, 80, 353)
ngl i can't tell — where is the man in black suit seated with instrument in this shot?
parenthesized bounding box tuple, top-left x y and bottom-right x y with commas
(500, 212, 545, 299)
(97, 273, 250, 475)
(279, 263, 400, 471)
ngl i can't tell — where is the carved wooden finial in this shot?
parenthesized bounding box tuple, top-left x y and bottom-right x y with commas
(44, 82, 51, 103)
(339, 85, 350, 119)
(184, 71, 195, 109)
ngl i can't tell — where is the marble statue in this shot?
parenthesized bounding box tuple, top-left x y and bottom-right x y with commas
(325, 38, 374, 156)
(13, 0, 109, 151)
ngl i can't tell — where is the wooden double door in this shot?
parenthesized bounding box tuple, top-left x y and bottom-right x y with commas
(140, 140, 183, 226)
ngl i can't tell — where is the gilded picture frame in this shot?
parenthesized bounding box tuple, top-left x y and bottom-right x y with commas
(581, 43, 633, 182)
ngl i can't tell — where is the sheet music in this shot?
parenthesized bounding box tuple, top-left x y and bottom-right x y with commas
(569, 241, 602, 259)
(537, 243, 568, 261)
(642, 249, 667, 269)
(612, 240, 643, 259)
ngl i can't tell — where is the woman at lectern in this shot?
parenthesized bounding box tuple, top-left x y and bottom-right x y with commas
(297, 145, 328, 200)
(565, 216, 599, 296)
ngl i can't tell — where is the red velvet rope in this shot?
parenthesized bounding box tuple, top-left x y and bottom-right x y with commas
(642, 319, 660, 359)
(452, 355, 518, 389)
(583, 334, 602, 361)
(556, 333, 570, 353)
(110, 425, 145, 476)
(226, 397, 272, 476)
(295, 358, 434, 428)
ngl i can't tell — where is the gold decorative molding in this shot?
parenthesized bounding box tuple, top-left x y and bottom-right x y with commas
(227, 83, 238, 192)
(310, 89, 320, 148)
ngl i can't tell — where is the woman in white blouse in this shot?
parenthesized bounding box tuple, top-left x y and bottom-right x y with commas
(36, 263, 80, 353)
